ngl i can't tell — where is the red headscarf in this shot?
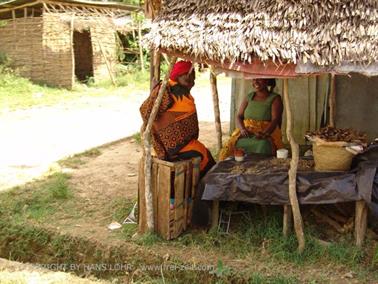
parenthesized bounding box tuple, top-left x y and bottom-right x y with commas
(169, 61, 193, 81)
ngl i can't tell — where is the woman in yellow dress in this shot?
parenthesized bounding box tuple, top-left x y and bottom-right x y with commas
(219, 78, 284, 160)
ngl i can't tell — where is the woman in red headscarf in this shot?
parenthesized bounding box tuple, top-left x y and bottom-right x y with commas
(140, 60, 215, 177)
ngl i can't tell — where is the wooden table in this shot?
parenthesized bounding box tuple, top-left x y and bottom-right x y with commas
(203, 155, 372, 247)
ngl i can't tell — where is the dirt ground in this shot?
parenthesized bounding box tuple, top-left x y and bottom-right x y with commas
(71, 121, 226, 201)
(0, 74, 231, 191)
(0, 258, 108, 283)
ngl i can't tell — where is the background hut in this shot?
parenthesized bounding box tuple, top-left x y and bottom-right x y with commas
(0, 0, 140, 88)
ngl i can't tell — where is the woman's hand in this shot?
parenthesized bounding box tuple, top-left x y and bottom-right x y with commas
(255, 131, 268, 139)
(240, 127, 249, 137)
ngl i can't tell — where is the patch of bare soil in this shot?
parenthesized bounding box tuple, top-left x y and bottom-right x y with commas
(70, 121, 228, 202)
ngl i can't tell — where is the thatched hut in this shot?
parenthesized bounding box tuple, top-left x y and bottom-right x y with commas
(141, 0, 378, 251)
(144, 0, 378, 140)
(0, 0, 140, 88)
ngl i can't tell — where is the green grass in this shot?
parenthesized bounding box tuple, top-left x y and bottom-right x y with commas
(0, 64, 150, 111)
(59, 148, 102, 169)
(132, 132, 142, 145)
(173, 206, 377, 281)
(0, 172, 73, 223)
(0, 62, 230, 111)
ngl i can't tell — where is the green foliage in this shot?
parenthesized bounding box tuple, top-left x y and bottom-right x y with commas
(132, 132, 142, 145)
(0, 20, 7, 28)
(209, 259, 232, 278)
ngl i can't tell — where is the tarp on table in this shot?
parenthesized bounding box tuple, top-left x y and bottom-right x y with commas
(202, 154, 377, 205)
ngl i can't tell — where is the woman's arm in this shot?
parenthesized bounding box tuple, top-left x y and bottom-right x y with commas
(236, 97, 249, 137)
(258, 96, 283, 138)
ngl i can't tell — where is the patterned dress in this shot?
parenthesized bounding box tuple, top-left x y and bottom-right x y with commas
(140, 80, 215, 176)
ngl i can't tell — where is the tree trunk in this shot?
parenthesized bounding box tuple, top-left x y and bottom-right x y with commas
(329, 74, 336, 127)
(283, 79, 305, 253)
(210, 69, 222, 152)
(143, 57, 177, 231)
(138, 21, 145, 72)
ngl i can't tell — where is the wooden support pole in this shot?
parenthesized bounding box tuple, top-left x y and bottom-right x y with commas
(138, 21, 145, 72)
(355, 200, 368, 247)
(210, 68, 222, 152)
(211, 200, 220, 229)
(283, 204, 292, 237)
(70, 15, 75, 87)
(329, 74, 336, 127)
(143, 56, 177, 231)
(97, 40, 116, 86)
(283, 79, 305, 253)
(153, 50, 161, 84)
(149, 50, 155, 91)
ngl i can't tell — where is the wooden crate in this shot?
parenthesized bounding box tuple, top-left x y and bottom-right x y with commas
(138, 156, 201, 240)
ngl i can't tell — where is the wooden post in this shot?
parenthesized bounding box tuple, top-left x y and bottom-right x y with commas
(283, 79, 305, 253)
(138, 21, 145, 72)
(329, 74, 336, 127)
(70, 15, 75, 87)
(149, 50, 155, 91)
(283, 204, 292, 237)
(153, 51, 161, 84)
(211, 201, 220, 229)
(97, 40, 116, 86)
(210, 68, 222, 152)
(143, 57, 177, 231)
(355, 200, 368, 247)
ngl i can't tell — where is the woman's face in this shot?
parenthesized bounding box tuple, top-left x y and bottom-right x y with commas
(252, 79, 268, 91)
(177, 71, 196, 89)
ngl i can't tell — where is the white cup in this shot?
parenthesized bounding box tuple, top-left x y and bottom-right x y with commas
(276, 148, 289, 159)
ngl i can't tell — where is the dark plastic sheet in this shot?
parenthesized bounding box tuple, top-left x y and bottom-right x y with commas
(202, 154, 376, 205)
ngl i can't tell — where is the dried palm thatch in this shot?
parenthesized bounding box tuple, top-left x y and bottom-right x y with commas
(144, 0, 378, 67)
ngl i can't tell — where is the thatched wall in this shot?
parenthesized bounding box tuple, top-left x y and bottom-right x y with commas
(42, 12, 74, 88)
(0, 11, 119, 88)
(335, 75, 378, 140)
(0, 17, 44, 81)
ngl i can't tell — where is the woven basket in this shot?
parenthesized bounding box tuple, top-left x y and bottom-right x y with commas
(313, 143, 354, 171)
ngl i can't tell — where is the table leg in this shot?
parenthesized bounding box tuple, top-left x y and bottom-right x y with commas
(211, 201, 219, 229)
(283, 204, 292, 237)
(355, 200, 368, 247)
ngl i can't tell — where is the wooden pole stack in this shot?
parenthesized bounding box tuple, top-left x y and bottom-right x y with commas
(138, 20, 145, 72)
(143, 56, 177, 231)
(329, 74, 336, 127)
(283, 79, 306, 253)
(210, 68, 222, 153)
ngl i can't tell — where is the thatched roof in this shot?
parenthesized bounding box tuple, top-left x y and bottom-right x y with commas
(0, 0, 140, 12)
(0, 0, 142, 33)
(144, 0, 378, 69)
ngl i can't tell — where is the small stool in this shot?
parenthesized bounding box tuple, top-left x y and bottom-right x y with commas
(218, 205, 250, 234)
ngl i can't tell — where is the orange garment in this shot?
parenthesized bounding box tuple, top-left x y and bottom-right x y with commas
(140, 80, 214, 174)
(219, 119, 283, 160)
